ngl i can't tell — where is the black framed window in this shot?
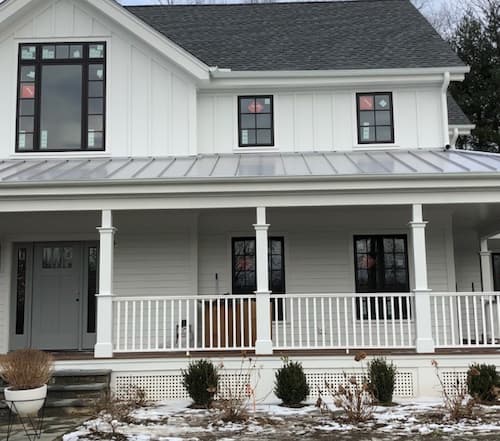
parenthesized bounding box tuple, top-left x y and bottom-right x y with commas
(87, 246, 98, 334)
(354, 235, 410, 320)
(232, 237, 285, 319)
(15, 248, 27, 335)
(238, 96, 274, 147)
(357, 92, 394, 144)
(16, 42, 106, 152)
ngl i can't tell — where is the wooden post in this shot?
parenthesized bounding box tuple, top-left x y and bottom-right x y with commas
(409, 204, 435, 353)
(254, 207, 273, 355)
(94, 210, 116, 358)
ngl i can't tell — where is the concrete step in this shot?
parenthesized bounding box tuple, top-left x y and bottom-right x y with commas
(1, 369, 111, 415)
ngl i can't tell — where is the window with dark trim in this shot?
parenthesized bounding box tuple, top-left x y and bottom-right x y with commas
(356, 92, 394, 144)
(16, 42, 106, 152)
(87, 246, 98, 334)
(238, 96, 274, 147)
(354, 235, 410, 320)
(232, 237, 285, 319)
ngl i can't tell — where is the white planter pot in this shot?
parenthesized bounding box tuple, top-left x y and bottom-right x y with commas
(4, 384, 47, 417)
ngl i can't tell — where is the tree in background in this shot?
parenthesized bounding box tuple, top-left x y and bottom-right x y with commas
(448, 0, 500, 151)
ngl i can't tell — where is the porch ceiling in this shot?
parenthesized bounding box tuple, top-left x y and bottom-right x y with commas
(2, 149, 500, 184)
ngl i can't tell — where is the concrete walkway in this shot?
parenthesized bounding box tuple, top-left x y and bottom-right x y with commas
(0, 411, 86, 441)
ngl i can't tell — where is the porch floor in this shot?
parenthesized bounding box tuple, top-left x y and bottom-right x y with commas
(49, 347, 500, 361)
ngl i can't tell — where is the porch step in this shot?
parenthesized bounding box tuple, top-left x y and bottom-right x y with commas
(0, 369, 111, 415)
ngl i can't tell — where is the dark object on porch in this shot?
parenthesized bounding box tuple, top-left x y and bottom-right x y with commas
(182, 359, 219, 408)
(274, 359, 310, 407)
(467, 364, 500, 403)
(368, 357, 397, 405)
(204, 299, 256, 348)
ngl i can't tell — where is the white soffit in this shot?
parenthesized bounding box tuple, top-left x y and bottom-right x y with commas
(1, 149, 500, 184)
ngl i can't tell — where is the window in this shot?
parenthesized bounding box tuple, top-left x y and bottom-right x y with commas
(232, 237, 285, 319)
(238, 96, 274, 147)
(16, 42, 105, 152)
(357, 92, 394, 144)
(354, 235, 410, 319)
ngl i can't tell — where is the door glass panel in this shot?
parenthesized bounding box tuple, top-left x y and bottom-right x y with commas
(42, 246, 73, 268)
(87, 247, 98, 333)
(15, 248, 27, 335)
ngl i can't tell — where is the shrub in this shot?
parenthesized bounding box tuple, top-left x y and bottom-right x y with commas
(316, 352, 374, 423)
(432, 359, 477, 421)
(368, 357, 397, 404)
(274, 359, 310, 407)
(0, 349, 53, 390)
(182, 359, 219, 408)
(467, 364, 499, 403)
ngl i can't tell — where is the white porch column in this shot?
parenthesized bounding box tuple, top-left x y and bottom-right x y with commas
(94, 210, 116, 358)
(480, 238, 494, 292)
(254, 206, 273, 355)
(409, 204, 435, 353)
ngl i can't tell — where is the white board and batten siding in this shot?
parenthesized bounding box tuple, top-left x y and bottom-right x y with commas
(0, 0, 197, 159)
(197, 88, 444, 154)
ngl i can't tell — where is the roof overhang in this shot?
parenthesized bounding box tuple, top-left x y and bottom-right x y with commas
(0, 150, 499, 211)
(0, 0, 211, 81)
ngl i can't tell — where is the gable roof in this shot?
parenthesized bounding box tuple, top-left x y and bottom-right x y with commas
(448, 94, 472, 126)
(126, 0, 465, 71)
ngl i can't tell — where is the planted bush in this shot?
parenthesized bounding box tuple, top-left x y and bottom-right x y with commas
(274, 359, 310, 407)
(467, 364, 499, 403)
(182, 359, 219, 408)
(367, 357, 397, 404)
(0, 349, 53, 390)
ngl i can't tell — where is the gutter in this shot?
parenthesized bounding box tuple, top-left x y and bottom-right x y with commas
(441, 72, 451, 147)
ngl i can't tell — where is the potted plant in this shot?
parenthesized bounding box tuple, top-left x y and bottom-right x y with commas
(0, 349, 53, 416)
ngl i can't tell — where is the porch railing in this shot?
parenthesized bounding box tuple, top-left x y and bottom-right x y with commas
(113, 294, 256, 353)
(271, 293, 416, 350)
(430, 292, 500, 348)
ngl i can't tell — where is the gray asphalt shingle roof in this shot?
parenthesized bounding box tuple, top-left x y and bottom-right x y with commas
(126, 0, 465, 71)
(448, 94, 472, 126)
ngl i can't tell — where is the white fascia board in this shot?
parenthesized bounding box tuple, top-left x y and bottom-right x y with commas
(204, 68, 468, 90)
(1, 173, 500, 196)
(0, 0, 210, 80)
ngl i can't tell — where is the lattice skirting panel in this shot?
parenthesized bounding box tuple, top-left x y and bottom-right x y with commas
(439, 371, 468, 396)
(306, 371, 415, 399)
(114, 372, 251, 401)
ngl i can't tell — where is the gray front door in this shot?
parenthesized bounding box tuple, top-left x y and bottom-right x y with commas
(31, 243, 83, 350)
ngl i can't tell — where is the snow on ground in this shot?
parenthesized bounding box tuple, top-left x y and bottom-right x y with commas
(63, 399, 500, 441)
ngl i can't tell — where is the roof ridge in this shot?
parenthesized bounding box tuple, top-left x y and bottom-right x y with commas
(125, 0, 407, 8)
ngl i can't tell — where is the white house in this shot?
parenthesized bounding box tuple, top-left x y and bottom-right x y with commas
(0, 0, 498, 402)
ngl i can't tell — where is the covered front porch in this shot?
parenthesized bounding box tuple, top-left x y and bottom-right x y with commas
(4, 203, 500, 358)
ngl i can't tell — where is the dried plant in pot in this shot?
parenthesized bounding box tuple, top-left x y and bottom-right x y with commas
(0, 349, 54, 416)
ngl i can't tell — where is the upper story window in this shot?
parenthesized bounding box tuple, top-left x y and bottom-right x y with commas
(16, 42, 106, 152)
(238, 96, 274, 147)
(356, 92, 394, 144)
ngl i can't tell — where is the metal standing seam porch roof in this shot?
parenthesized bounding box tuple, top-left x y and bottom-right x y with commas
(1, 150, 500, 184)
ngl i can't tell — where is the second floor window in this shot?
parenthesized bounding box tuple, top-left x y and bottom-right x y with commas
(238, 96, 274, 147)
(16, 42, 106, 152)
(357, 92, 394, 144)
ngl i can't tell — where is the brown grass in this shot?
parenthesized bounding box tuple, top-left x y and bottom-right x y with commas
(0, 349, 53, 390)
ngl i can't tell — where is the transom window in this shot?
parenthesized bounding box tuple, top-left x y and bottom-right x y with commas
(238, 96, 274, 147)
(354, 235, 410, 320)
(356, 92, 394, 144)
(16, 42, 106, 152)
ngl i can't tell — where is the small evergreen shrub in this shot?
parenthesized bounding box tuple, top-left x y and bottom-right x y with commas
(182, 359, 219, 408)
(367, 357, 397, 404)
(467, 364, 499, 403)
(274, 359, 310, 407)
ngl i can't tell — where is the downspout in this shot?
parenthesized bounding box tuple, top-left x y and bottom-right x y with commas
(450, 127, 460, 148)
(441, 72, 451, 147)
